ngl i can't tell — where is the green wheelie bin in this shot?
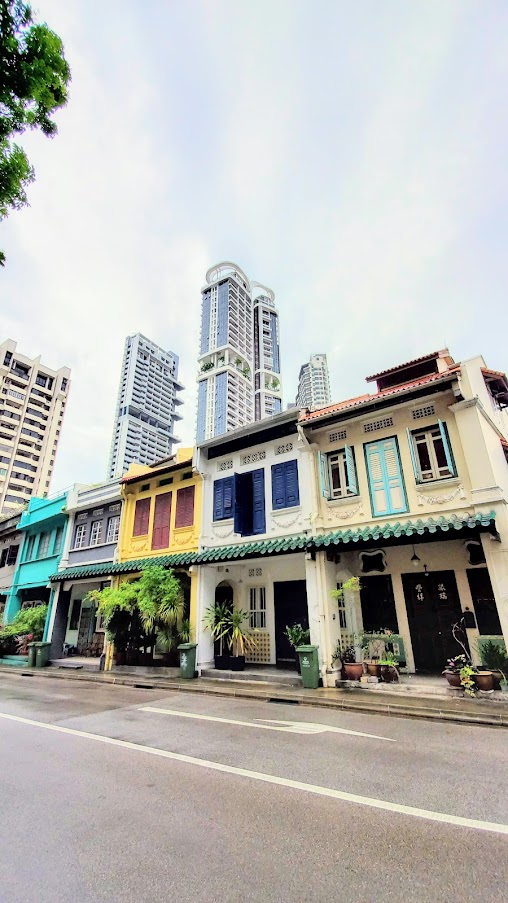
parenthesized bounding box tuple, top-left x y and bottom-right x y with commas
(177, 643, 197, 679)
(296, 645, 320, 689)
(27, 642, 37, 667)
(35, 642, 51, 668)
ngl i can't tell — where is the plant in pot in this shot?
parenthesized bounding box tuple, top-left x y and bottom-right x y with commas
(442, 654, 470, 688)
(378, 650, 399, 683)
(227, 608, 256, 671)
(339, 644, 364, 680)
(203, 601, 233, 669)
(285, 623, 310, 672)
(476, 639, 508, 691)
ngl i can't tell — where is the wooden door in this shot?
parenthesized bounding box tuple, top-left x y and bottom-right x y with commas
(274, 580, 308, 668)
(402, 570, 465, 671)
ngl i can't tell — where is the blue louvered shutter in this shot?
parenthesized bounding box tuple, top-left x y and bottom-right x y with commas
(213, 480, 224, 520)
(318, 452, 330, 498)
(344, 446, 358, 495)
(223, 476, 235, 518)
(438, 420, 455, 474)
(271, 463, 286, 510)
(252, 469, 266, 534)
(406, 428, 421, 482)
(284, 460, 300, 507)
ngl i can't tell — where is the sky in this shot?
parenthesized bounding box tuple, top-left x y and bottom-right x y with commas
(1, 0, 508, 492)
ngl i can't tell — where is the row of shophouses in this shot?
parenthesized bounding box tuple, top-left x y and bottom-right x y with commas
(1, 348, 508, 684)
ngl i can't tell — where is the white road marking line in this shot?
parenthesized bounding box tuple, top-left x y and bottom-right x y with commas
(139, 706, 395, 742)
(1, 710, 507, 835)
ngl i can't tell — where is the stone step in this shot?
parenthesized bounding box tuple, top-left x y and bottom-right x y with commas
(201, 668, 303, 687)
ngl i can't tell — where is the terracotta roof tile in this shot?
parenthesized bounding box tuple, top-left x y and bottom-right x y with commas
(300, 368, 460, 423)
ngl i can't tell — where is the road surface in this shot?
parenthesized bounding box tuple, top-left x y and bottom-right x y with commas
(0, 672, 506, 902)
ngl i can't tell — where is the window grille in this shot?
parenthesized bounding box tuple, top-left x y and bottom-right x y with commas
(411, 405, 435, 420)
(363, 416, 394, 433)
(329, 429, 347, 443)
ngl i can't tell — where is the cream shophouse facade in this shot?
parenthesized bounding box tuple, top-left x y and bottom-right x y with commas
(299, 349, 508, 683)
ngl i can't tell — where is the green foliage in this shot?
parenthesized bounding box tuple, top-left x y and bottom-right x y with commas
(378, 651, 398, 666)
(228, 608, 256, 656)
(477, 639, 508, 672)
(0, 0, 71, 263)
(285, 623, 310, 649)
(332, 641, 355, 664)
(0, 603, 48, 653)
(330, 576, 361, 601)
(179, 618, 191, 643)
(203, 601, 231, 656)
(136, 566, 183, 636)
(460, 665, 477, 697)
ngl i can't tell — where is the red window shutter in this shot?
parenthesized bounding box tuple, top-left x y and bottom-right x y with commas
(151, 492, 172, 550)
(175, 486, 195, 528)
(133, 498, 151, 536)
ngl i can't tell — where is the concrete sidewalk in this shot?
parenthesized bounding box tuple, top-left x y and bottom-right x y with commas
(1, 663, 508, 727)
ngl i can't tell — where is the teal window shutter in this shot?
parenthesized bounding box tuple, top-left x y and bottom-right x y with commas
(365, 438, 408, 517)
(365, 441, 390, 516)
(406, 428, 421, 482)
(438, 420, 455, 474)
(318, 452, 330, 498)
(344, 446, 358, 494)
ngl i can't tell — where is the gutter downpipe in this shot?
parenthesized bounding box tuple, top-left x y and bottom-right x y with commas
(297, 421, 332, 685)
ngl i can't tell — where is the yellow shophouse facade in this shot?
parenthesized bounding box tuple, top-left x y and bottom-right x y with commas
(117, 448, 202, 634)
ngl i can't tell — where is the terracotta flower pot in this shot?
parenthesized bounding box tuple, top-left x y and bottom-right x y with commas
(474, 671, 494, 692)
(366, 662, 381, 677)
(344, 663, 364, 680)
(443, 670, 461, 688)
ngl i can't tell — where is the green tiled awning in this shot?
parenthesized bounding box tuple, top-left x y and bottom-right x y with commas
(312, 511, 496, 549)
(50, 512, 496, 582)
(50, 552, 200, 583)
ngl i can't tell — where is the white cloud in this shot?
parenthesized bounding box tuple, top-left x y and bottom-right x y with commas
(1, 0, 507, 490)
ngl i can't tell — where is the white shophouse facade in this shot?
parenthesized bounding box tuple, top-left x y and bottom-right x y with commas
(194, 409, 322, 671)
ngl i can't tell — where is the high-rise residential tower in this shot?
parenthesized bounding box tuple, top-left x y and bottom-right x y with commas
(296, 354, 331, 409)
(108, 333, 183, 478)
(196, 262, 282, 442)
(0, 339, 71, 513)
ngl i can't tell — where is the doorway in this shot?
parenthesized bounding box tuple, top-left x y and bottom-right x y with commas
(360, 575, 398, 633)
(402, 570, 465, 671)
(274, 580, 308, 668)
(466, 569, 502, 635)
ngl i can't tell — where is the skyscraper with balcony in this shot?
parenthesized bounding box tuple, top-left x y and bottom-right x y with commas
(296, 354, 331, 409)
(108, 333, 183, 478)
(196, 262, 282, 442)
(0, 339, 71, 514)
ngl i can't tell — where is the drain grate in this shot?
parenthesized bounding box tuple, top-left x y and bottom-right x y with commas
(268, 697, 299, 705)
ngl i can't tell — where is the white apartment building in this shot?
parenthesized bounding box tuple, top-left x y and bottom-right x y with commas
(0, 339, 70, 514)
(296, 353, 331, 409)
(108, 333, 183, 478)
(196, 262, 283, 442)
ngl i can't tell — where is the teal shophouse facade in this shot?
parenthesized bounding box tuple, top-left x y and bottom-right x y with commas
(3, 492, 69, 636)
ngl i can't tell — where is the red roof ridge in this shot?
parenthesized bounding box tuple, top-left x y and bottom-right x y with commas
(366, 349, 451, 382)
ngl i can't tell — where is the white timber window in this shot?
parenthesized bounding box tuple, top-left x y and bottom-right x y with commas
(407, 421, 456, 483)
(249, 586, 267, 628)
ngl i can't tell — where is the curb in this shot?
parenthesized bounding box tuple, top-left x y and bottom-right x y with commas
(1, 665, 508, 728)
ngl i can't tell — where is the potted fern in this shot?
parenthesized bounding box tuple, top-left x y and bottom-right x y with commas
(285, 623, 310, 672)
(228, 609, 256, 671)
(203, 601, 232, 669)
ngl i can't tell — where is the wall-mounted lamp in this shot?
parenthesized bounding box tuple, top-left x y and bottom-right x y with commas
(410, 546, 420, 568)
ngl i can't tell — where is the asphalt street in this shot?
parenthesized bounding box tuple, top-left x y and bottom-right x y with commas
(0, 673, 507, 902)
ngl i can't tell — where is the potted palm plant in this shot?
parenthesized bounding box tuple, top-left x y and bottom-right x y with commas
(203, 601, 232, 669)
(227, 609, 256, 671)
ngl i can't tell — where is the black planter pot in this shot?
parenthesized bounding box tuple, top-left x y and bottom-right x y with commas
(214, 655, 232, 670)
(229, 655, 245, 672)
